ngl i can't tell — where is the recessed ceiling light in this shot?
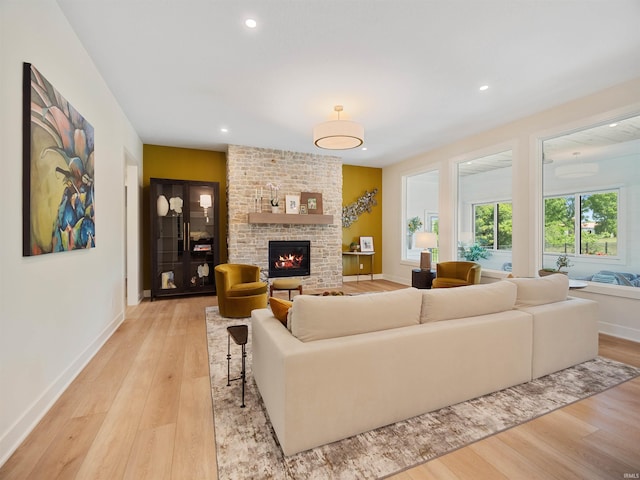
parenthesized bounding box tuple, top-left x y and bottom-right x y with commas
(245, 19, 257, 28)
(220, 128, 228, 133)
(361, 147, 367, 151)
(479, 85, 489, 91)
(609, 123, 618, 127)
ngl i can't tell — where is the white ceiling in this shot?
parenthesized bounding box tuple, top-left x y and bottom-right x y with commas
(56, 0, 640, 168)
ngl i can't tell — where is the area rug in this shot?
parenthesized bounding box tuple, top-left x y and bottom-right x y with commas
(205, 306, 640, 479)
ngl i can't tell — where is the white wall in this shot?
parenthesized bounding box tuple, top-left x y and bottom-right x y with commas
(0, 0, 143, 465)
(126, 164, 143, 305)
(383, 78, 640, 341)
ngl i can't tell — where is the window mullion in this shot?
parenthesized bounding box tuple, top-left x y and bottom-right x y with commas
(494, 203, 499, 250)
(575, 193, 581, 255)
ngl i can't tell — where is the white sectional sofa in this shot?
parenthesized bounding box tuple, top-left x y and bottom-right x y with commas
(251, 274, 598, 456)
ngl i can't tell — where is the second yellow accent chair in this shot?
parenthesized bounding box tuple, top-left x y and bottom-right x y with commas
(214, 264, 268, 318)
(432, 261, 482, 288)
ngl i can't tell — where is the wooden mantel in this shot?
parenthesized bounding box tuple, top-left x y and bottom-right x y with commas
(248, 212, 334, 225)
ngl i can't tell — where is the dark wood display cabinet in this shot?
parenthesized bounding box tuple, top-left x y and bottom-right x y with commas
(150, 178, 220, 300)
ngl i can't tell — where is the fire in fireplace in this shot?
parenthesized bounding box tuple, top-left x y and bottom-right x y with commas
(268, 240, 311, 278)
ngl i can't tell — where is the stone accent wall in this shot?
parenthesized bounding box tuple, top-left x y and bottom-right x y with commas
(227, 145, 343, 290)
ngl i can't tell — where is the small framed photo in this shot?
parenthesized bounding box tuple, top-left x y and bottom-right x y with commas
(300, 192, 323, 214)
(360, 236, 374, 252)
(299, 204, 308, 215)
(285, 194, 300, 214)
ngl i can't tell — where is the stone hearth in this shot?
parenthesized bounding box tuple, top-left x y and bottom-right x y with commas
(227, 145, 343, 290)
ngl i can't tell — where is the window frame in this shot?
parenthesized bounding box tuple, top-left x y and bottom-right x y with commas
(472, 200, 513, 251)
(543, 187, 620, 260)
(402, 167, 440, 263)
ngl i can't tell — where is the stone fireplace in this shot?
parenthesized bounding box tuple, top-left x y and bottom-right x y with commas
(226, 145, 342, 290)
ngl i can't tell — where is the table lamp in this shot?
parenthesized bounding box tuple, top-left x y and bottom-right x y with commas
(414, 232, 437, 270)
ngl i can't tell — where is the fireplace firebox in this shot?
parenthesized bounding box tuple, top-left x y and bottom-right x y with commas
(268, 240, 311, 278)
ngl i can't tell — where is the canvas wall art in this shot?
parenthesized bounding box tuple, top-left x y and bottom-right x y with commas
(22, 63, 95, 256)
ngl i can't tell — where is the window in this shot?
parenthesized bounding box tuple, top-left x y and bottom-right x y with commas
(544, 190, 618, 257)
(474, 203, 494, 248)
(473, 202, 512, 250)
(580, 191, 618, 256)
(404, 169, 439, 262)
(457, 150, 512, 271)
(544, 195, 575, 254)
(542, 114, 640, 287)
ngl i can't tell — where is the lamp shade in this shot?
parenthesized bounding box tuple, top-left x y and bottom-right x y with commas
(199, 194, 212, 208)
(415, 232, 437, 270)
(314, 120, 364, 150)
(414, 232, 437, 249)
(313, 105, 364, 150)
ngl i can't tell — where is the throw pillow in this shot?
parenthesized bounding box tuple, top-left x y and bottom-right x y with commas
(504, 273, 569, 307)
(289, 288, 423, 342)
(269, 297, 293, 325)
(420, 281, 517, 323)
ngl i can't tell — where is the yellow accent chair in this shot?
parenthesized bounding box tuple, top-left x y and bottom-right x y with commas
(215, 264, 268, 318)
(432, 261, 482, 288)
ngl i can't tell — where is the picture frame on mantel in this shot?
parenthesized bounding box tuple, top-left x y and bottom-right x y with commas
(285, 194, 300, 214)
(301, 192, 323, 214)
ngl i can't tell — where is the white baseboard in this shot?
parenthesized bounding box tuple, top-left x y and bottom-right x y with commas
(598, 321, 640, 343)
(0, 311, 125, 467)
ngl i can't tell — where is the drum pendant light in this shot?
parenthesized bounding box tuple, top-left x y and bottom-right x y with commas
(313, 105, 364, 150)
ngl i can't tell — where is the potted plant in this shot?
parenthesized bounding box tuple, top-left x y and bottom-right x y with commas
(539, 254, 573, 276)
(349, 241, 359, 252)
(407, 216, 423, 235)
(460, 243, 491, 261)
(267, 182, 281, 213)
(407, 216, 423, 248)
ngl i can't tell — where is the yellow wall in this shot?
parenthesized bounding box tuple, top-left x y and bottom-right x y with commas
(342, 165, 383, 275)
(141, 148, 382, 287)
(142, 145, 227, 290)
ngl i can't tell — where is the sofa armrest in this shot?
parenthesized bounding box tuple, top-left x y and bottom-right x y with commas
(251, 308, 309, 444)
(517, 297, 599, 378)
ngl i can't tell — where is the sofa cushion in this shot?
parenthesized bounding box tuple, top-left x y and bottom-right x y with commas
(420, 281, 517, 323)
(504, 274, 568, 307)
(269, 297, 293, 325)
(289, 288, 422, 342)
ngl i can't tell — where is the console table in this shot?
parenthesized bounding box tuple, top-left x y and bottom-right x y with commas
(342, 251, 375, 281)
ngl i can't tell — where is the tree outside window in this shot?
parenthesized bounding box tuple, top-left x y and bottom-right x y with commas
(544, 196, 575, 254)
(544, 191, 617, 257)
(473, 202, 512, 250)
(580, 192, 618, 256)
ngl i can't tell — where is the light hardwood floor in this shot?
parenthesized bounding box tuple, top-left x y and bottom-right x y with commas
(1, 280, 639, 479)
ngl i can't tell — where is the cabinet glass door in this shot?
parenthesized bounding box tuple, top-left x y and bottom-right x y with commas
(187, 184, 216, 291)
(154, 182, 186, 292)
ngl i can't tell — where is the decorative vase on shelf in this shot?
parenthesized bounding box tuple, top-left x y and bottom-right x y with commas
(156, 195, 169, 216)
(271, 206, 281, 214)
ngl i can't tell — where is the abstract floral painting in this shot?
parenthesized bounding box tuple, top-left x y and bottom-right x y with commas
(22, 63, 95, 256)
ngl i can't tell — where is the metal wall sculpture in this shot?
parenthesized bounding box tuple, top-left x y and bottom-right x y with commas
(342, 188, 378, 228)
